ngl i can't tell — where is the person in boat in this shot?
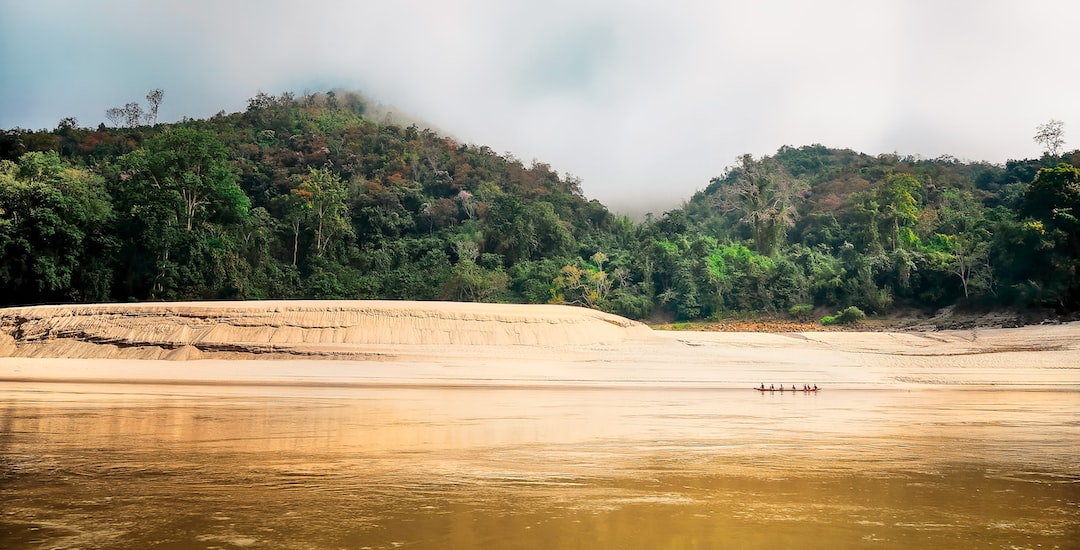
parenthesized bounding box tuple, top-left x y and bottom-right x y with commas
(769, 384, 774, 390)
(813, 384, 818, 390)
(792, 385, 797, 391)
(760, 383, 765, 390)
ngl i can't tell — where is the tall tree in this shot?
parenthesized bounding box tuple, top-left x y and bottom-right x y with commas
(1034, 119, 1066, 157)
(714, 154, 804, 256)
(117, 128, 249, 298)
(126, 127, 248, 231)
(933, 189, 993, 300)
(104, 89, 164, 128)
(482, 196, 574, 265)
(122, 102, 144, 129)
(291, 168, 352, 257)
(874, 173, 921, 250)
(145, 89, 165, 125)
(1017, 163, 1080, 309)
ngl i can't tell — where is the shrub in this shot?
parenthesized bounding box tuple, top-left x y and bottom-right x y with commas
(789, 304, 814, 321)
(836, 306, 866, 325)
(820, 315, 838, 326)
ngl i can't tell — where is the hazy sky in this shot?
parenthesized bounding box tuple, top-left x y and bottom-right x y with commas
(2, 0, 1078, 214)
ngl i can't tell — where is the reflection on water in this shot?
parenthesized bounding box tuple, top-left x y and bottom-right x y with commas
(1, 382, 1078, 549)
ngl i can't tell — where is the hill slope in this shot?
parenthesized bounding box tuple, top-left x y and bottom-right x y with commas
(2, 91, 1079, 321)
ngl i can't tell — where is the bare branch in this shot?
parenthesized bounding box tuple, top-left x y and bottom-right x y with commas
(1034, 119, 1065, 157)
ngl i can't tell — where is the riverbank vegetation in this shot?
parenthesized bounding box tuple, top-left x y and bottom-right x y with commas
(2, 90, 1078, 323)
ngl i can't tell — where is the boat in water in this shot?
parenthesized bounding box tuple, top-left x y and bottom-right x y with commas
(755, 386, 820, 393)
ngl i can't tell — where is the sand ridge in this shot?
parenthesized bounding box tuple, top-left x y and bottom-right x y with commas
(0, 301, 1078, 390)
(0, 300, 653, 360)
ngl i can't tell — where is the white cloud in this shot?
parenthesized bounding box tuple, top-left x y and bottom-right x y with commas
(2, 0, 1079, 214)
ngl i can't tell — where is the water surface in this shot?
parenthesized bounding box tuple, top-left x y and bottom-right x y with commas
(1, 382, 1078, 549)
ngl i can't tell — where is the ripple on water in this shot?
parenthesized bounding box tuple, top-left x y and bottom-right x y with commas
(986, 470, 1080, 485)
(2, 386, 1079, 549)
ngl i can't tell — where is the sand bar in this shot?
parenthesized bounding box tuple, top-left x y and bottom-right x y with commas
(1, 300, 1078, 390)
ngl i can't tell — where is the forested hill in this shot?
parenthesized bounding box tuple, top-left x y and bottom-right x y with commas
(1, 90, 1079, 322)
(675, 144, 1080, 319)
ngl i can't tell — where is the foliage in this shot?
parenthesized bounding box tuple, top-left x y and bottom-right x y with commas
(114, 127, 249, 299)
(2, 91, 1079, 321)
(441, 260, 509, 302)
(711, 153, 805, 256)
(1014, 163, 1080, 310)
(550, 252, 614, 309)
(0, 152, 114, 302)
(835, 306, 866, 325)
(788, 303, 814, 321)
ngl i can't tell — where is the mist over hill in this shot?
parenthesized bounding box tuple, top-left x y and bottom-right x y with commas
(1, 90, 1078, 321)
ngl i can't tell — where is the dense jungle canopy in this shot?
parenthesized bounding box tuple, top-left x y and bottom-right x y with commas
(2, 90, 1078, 321)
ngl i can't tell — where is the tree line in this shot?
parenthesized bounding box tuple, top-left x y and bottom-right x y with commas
(1, 90, 1078, 322)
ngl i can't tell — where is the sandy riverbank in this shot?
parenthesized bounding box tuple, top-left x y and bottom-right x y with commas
(1, 300, 1078, 390)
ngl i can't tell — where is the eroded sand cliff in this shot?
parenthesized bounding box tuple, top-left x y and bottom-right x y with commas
(1, 301, 1078, 389)
(0, 300, 653, 360)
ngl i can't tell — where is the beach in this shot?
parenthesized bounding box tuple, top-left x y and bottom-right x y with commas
(1, 300, 1077, 390)
(1, 301, 1078, 548)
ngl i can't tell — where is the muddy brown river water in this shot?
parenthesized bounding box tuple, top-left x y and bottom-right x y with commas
(1, 381, 1078, 549)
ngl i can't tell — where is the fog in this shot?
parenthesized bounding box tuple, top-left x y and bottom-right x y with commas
(2, 0, 1078, 214)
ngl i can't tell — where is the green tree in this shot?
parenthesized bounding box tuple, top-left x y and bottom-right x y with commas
(292, 168, 352, 257)
(550, 252, 613, 309)
(508, 258, 565, 304)
(1016, 163, 1080, 309)
(874, 173, 921, 250)
(441, 260, 509, 302)
(929, 189, 994, 300)
(714, 154, 805, 256)
(117, 128, 249, 298)
(711, 242, 779, 312)
(803, 244, 846, 307)
(0, 152, 114, 303)
(483, 196, 574, 264)
(271, 190, 308, 266)
(122, 127, 248, 232)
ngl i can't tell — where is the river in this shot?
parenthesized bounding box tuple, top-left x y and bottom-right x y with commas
(1, 380, 1078, 549)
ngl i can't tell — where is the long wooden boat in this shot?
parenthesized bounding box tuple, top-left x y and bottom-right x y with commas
(755, 387, 820, 392)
